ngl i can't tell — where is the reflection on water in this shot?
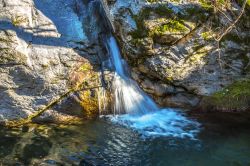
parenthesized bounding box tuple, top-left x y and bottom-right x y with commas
(0, 113, 250, 166)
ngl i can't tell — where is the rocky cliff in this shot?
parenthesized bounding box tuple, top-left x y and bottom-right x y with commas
(105, 0, 250, 111)
(0, 0, 250, 126)
(0, 0, 105, 126)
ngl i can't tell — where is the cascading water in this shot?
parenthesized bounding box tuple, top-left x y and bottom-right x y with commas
(84, 0, 200, 139)
(108, 37, 158, 115)
(106, 36, 200, 139)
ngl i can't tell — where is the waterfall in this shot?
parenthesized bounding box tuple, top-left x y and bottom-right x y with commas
(105, 36, 200, 139)
(85, 0, 200, 139)
(107, 37, 126, 76)
(107, 36, 158, 115)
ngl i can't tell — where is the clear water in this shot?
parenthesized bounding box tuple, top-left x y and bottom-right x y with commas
(1, 112, 250, 166)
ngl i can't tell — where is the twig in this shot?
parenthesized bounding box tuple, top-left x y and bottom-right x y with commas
(215, 0, 247, 42)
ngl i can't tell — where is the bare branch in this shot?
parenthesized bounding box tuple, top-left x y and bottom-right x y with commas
(216, 0, 248, 42)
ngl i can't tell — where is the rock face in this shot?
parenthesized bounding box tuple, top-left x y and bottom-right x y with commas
(105, 0, 250, 111)
(1, 0, 249, 125)
(0, 0, 103, 125)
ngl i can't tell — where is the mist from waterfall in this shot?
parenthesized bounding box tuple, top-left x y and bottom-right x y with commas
(105, 36, 200, 139)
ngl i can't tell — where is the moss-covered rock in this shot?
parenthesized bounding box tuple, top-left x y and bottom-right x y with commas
(200, 79, 250, 112)
(150, 19, 191, 44)
(129, 5, 174, 39)
(108, 0, 250, 109)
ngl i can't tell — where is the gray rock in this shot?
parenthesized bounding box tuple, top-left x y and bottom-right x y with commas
(105, 0, 250, 109)
(0, 0, 101, 124)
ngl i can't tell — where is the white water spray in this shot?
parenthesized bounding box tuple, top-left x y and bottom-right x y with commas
(105, 36, 200, 139)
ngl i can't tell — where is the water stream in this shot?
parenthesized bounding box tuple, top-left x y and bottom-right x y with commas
(104, 36, 200, 139)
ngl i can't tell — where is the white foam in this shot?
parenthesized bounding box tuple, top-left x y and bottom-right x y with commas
(106, 109, 200, 139)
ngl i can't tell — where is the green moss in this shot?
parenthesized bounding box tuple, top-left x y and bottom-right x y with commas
(199, 0, 213, 10)
(150, 19, 188, 36)
(165, 76, 174, 82)
(214, 80, 250, 99)
(205, 79, 250, 111)
(181, 45, 211, 65)
(129, 5, 174, 39)
(169, 0, 181, 2)
(130, 3, 212, 40)
(79, 63, 92, 72)
(201, 31, 214, 40)
(129, 7, 152, 39)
